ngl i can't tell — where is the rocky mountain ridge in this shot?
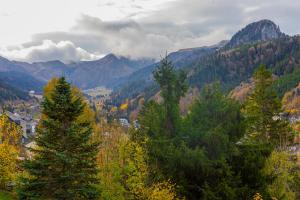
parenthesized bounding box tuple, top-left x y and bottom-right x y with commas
(225, 19, 286, 48)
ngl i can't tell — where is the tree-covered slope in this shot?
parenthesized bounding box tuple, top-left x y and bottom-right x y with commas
(190, 36, 300, 91)
(0, 71, 45, 93)
(0, 80, 29, 102)
(113, 35, 300, 106)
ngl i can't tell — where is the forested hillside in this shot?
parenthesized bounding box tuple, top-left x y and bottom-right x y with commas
(114, 35, 300, 108)
(112, 44, 220, 104)
(0, 71, 44, 93)
(190, 36, 300, 90)
(0, 80, 29, 102)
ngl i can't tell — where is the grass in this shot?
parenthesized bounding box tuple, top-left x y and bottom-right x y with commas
(0, 191, 16, 200)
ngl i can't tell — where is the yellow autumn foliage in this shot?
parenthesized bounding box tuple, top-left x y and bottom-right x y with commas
(120, 99, 129, 111)
(282, 83, 300, 115)
(147, 181, 180, 200)
(95, 123, 181, 200)
(253, 193, 263, 200)
(263, 151, 297, 200)
(0, 113, 22, 146)
(0, 114, 21, 190)
(110, 106, 117, 113)
(0, 143, 19, 190)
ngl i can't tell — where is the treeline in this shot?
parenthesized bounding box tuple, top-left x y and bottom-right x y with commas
(0, 59, 300, 199)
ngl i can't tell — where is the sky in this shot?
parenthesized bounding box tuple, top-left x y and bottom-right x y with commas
(0, 0, 300, 63)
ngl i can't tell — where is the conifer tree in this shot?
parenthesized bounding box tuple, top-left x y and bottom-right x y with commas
(153, 57, 187, 135)
(243, 65, 292, 148)
(19, 77, 99, 200)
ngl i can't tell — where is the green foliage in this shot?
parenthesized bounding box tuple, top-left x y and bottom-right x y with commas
(18, 77, 99, 200)
(243, 65, 292, 148)
(153, 57, 188, 135)
(263, 151, 299, 200)
(0, 191, 16, 200)
(272, 66, 300, 97)
(139, 64, 248, 199)
(231, 144, 273, 199)
(182, 83, 245, 199)
(184, 83, 244, 150)
(136, 61, 295, 199)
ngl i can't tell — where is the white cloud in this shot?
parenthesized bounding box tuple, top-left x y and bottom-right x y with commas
(1, 0, 300, 62)
(0, 40, 103, 63)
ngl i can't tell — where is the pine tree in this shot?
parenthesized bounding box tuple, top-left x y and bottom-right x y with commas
(243, 65, 292, 148)
(19, 77, 99, 200)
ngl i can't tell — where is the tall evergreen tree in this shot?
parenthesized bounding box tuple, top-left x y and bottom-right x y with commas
(243, 65, 292, 148)
(182, 83, 245, 199)
(133, 57, 188, 198)
(19, 77, 99, 200)
(153, 57, 187, 135)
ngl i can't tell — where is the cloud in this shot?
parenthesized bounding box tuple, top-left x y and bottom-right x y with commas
(2, 0, 300, 62)
(0, 40, 103, 63)
(24, 14, 231, 60)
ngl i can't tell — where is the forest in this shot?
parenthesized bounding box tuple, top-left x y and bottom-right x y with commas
(0, 57, 299, 200)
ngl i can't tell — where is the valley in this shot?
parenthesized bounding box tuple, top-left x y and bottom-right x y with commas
(1, 18, 300, 199)
(3, 19, 300, 144)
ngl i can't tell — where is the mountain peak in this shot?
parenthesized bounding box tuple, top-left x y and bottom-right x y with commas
(102, 53, 121, 61)
(226, 19, 286, 48)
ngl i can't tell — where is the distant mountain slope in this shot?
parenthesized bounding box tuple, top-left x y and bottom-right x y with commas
(225, 19, 286, 48)
(114, 29, 299, 106)
(0, 56, 28, 72)
(0, 56, 45, 93)
(0, 80, 29, 102)
(112, 44, 222, 103)
(190, 36, 300, 90)
(13, 54, 154, 89)
(14, 60, 71, 82)
(68, 54, 154, 89)
(0, 71, 45, 93)
(0, 19, 293, 103)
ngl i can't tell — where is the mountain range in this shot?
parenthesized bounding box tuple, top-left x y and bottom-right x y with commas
(112, 19, 291, 103)
(0, 19, 296, 103)
(0, 53, 155, 101)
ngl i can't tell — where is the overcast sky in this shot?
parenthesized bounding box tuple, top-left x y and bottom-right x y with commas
(0, 0, 299, 63)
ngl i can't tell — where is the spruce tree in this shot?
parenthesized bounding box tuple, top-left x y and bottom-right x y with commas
(243, 65, 292, 148)
(19, 77, 99, 200)
(153, 57, 187, 135)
